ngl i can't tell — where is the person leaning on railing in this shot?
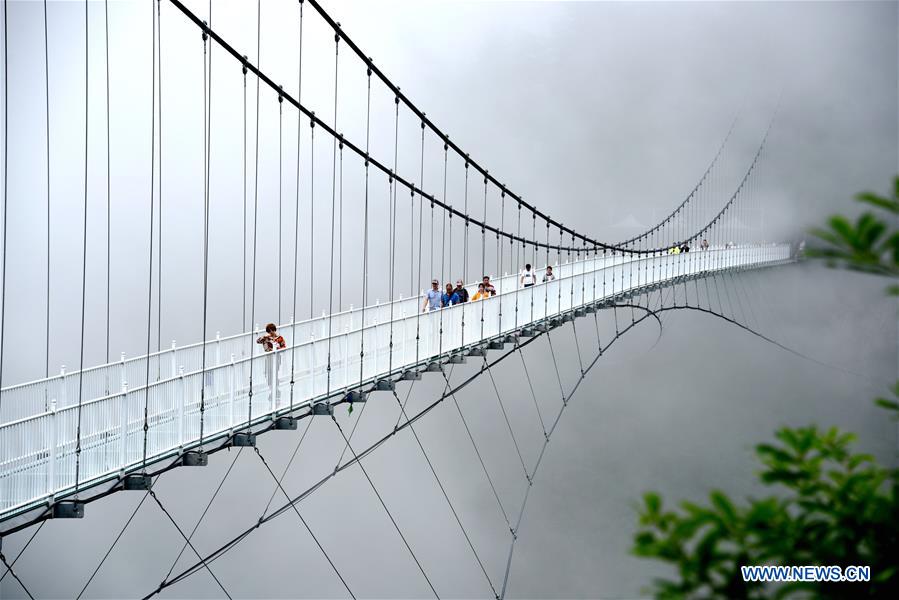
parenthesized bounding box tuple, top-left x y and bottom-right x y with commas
(256, 323, 287, 398)
(256, 323, 286, 351)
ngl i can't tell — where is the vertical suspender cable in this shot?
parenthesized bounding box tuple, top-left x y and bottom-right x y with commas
(242, 56, 247, 332)
(325, 28, 338, 397)
(479, 176, 487, 342)
(103, 0, 111, 370)
(337, 136, 343, 312)
(440, 145, 447, 283)
(0, 0, 7, 413)
(247, 0, 262, 430)
(387, 97, 398, 374)
(198, 15, 211, 447)
(156, 0, 163, 365)
(414, 119, 424, 361)
(460, 161, 469, 345)
(418, 119, 425, 288)
(74, 0, 90, 492)
(437, 145, 447, 358)
(288, 0, 303, 412)
(43, 0, 51, 380)
(464, 158, 468, 292)
(142, 0, 158, 469)
(278, 87, 283, 323)
(530, 211, 536, 322)
(357, 67, 371, 391)
(308, 115, 315, 323)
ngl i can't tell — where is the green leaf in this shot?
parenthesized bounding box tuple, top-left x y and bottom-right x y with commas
(856, 190, 899, 214)
(709, 490, 738, 524)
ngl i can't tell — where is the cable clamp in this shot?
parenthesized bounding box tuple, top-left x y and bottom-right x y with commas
(202, 20, 208, 42)
(241, 55, 248, 76)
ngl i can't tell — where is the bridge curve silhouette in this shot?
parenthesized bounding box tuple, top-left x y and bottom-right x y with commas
(0, 1, 796, 598)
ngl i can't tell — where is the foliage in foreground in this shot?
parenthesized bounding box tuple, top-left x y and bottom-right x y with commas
(632, 178, 899, 598)
(633, 406, 899, 599)
(806, 176, 899, 294)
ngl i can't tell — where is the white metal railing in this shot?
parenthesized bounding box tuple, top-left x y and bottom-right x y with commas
(0, 249, 645, 423)
(0, 244, 791, 518)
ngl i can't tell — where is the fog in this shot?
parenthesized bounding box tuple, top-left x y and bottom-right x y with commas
(1, 0, 897, 598)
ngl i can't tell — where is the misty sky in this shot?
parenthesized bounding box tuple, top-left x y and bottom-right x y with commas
(1, 1, 897, 598)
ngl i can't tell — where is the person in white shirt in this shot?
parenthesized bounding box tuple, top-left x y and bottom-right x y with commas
(543, 265, 555, 282)
(520, 263, 536, 287)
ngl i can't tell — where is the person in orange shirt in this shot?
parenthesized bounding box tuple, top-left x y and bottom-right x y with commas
(471, 283, 491, 301)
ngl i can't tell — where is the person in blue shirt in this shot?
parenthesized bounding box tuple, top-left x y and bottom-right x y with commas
(441, 283, 461, 307)
(422, 279, 442, 312)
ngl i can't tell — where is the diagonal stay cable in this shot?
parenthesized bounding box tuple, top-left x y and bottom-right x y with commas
(329, 415, 439, 598)
(392, 376, 420, 431)
(517, 346, 546, 438)
(0, 550, 33, 600)
(148, 489, 232, 599)
(499, 307, 664, 598)
(442, 369, 512, 530)
(545, 329, 566, 405)
(253, 446, 355, 598)
(0, 520, 44, 583)
(77, 486, 154, 599)
(160, 447, 244, 584)
(391, 389, 499, 598)
(570, 318, 586, 376)
(335, 387, 374, 468)
(259, 416, 314, 519)
(153, 334, 538, 596)
(483, 355, 530, 481)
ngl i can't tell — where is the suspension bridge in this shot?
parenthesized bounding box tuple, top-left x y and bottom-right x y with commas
(0, 1, 796, 598)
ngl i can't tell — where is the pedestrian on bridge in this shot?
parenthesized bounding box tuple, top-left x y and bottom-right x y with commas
(520, 264, 536, 287)
(472, 283, 490, 301)
(543, 265, 555, 282)
(442, 283, 462, 307)
(700, 239, 709, 250)
(256, 323, 286, 402)
(482, 275, 496, 296)
(423, 279, 442, 312)
(454, 279, 470, 303)
(256, 323, 286, 352)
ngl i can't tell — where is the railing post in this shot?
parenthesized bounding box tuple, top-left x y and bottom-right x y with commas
(177, 366, 185, 447)
(309, 335, 316, 398)
(170, 340, 177, 379)
(343, 324, 351, 394)
(119, 382, 129, 468)
(119, 352, 126, 392)
(47, 397, 57, 499)
(270, 350, 277, 415)
(215, 331, 222, 367)
(401, 307, 408, 369)
(59, 365, 67, 409)
(372, 316, 380, 376)
(228, 353, 236, 431)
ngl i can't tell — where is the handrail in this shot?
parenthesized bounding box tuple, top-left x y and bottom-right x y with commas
(0, 244, 781, 430)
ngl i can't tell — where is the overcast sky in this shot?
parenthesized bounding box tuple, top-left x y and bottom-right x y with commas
(1, 1, 897, 598)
